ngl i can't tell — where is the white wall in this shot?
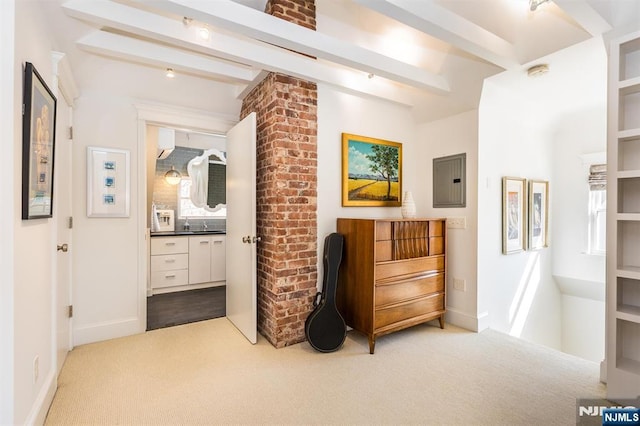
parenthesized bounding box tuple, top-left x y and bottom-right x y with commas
(0, 0, 15, 423)
(477, 37, 608, 352)
(11, 0, 59, 423)
(416, 110, 480, 331)
(316, 84, 418, 278)
(72, 93, 143, 345)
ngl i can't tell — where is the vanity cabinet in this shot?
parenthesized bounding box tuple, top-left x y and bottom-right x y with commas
(150, 234, 226, 294)
(336, 218, 447, 354)
(150, 237, 189, 290)
(189, 235, 226, 284)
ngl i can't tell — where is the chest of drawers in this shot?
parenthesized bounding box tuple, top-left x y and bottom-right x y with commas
(336, 218, 446, 353)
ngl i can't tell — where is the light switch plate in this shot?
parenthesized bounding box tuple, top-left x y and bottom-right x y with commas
(447, 217, 466, 229)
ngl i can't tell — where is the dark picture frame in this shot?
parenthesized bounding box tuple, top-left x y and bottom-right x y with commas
(341, 133, 402, 207)
(22, 62, 57, 220)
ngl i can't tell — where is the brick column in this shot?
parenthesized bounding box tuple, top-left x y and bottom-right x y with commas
(239, 0, 317, 348)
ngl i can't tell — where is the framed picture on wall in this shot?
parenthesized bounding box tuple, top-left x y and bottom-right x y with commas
(502, 177, 526, 254)
(87, 147, 131, 217)
(21, 62, 57, 220)
(341, 133, 402, 207)
(528, 180, 549, 250)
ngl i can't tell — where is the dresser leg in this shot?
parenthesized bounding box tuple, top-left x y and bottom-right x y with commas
(438, 316, 445, 329)
(368, 336, 375, 354)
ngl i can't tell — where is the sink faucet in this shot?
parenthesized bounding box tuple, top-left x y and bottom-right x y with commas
(203, 220, 208, 232)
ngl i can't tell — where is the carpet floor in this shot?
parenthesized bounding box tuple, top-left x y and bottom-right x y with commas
(45, 319, 606, 425)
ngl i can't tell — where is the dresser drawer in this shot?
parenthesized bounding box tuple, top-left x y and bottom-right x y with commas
(151, 237, 188, 255)
(376, 255, 444, 281)
(375, 293, 444, 329)
(150, 269, 189, 288)
(150, 254, 189, 272)
(375, 273, 444, 307)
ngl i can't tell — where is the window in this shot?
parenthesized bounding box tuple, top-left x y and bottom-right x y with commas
(587, 164, 606, 255)
(177, 178, 226, 219)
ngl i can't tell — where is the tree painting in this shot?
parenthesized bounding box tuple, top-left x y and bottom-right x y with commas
(366, 145, 398, 200)
(342, 133, 402, 206)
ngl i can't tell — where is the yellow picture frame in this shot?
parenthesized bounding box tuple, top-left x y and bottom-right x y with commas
(341, 133, 402, 207)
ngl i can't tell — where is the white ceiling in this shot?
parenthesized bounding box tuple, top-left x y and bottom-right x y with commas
(40, 0, 640, 123)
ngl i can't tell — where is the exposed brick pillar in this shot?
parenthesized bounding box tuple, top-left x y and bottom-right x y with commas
(239, 0, 317, 348)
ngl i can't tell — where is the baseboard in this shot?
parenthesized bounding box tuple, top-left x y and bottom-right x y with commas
(24, 369, 56, 426)
(445, 308, 489, 332)
(74, 317, 143, 346)
(600, 359, 607, 384)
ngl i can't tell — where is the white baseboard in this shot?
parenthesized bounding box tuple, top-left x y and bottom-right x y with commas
(24, 369, 56, 426)
(600, 359, 607, 384)
(445, 308, 489, 332)
(74, 317, 143, 346)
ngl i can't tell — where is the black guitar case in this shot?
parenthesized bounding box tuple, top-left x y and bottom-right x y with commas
(305, 233, 346, 353)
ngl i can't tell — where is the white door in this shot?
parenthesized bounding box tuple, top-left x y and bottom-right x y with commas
(55, 96, 72, 374)
(225, 112, 257, 344)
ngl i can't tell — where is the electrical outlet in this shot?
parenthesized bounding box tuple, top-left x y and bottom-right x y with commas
(453, 278, 466, 292)
(447, 217, 466, 229)
(33, 355, 39, 384)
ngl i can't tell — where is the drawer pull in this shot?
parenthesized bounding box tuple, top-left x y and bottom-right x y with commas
(200, 241, 210, 244)
(165, 274, 176, 278)
(165, 242, 176, 246)
(165, 259, 176, 263)
(213, 241, 223, 244)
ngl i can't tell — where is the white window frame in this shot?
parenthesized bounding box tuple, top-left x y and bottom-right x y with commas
(587, 188, 606, 256)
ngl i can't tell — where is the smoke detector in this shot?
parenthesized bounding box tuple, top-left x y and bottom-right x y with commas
(527, 64, 549, 78)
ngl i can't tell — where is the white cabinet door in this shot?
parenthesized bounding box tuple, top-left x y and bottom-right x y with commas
(189, 236, 211, 284)
(210, 236, 226, 282)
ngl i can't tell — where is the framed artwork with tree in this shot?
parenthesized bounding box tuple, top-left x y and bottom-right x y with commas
(341, 133, 402, 207)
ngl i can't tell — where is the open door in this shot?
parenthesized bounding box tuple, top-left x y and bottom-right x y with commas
(225, 112, 257, 344)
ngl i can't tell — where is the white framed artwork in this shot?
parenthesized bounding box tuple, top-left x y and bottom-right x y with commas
(87, 146, 130, 217)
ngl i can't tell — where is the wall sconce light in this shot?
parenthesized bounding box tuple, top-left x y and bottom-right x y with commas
(165, 68, 175, 78)
(164, 166, 182, 185)
(529, 0, 551, 11)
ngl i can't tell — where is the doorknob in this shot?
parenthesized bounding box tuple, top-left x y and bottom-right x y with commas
(57, 243, 68, 252)
(252, 236, 262, 243)
(242, 236, 251, 243)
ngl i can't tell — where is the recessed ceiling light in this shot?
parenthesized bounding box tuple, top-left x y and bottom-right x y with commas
(182, 17, 193, 27)
(165, 68, 175, 78)
(198, 25, 210, 41)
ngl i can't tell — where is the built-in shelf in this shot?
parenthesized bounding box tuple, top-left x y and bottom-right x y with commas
(617, 357, 640, 376)
(619, 129, 640, 141)
(616, 307, 640, 323)
(619, 77, 640, 96)
(609, 30, 640, 398)
(617, 267, 640, 280)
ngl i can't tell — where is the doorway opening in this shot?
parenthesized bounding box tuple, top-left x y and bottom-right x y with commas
(146, 125, 227, 331)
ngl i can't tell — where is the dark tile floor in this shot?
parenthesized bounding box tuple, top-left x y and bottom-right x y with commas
(147, 286, 226, 331)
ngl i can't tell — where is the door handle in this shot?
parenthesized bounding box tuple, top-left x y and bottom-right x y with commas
(57, 243, 68, 252)
(252, 236, 261, 243)
(242, 236, 251, 243)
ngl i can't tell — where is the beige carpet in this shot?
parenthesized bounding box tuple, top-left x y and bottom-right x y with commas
(45, 318, 605, 425)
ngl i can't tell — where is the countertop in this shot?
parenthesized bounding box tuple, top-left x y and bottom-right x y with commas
(150, 230, 226, 237)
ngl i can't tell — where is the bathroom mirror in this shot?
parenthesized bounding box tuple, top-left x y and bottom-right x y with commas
(187, 148, 227, 213)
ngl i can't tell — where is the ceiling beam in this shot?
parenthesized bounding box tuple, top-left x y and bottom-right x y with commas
(354, 0, 519, 70)
(62, 0, 419, 106)
(553, 0, 612, 37)
(131, 0, 449, 94)
(77, 31, 257, 84)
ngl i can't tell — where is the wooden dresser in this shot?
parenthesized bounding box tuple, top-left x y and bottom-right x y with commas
(336, 218, 446, 353)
